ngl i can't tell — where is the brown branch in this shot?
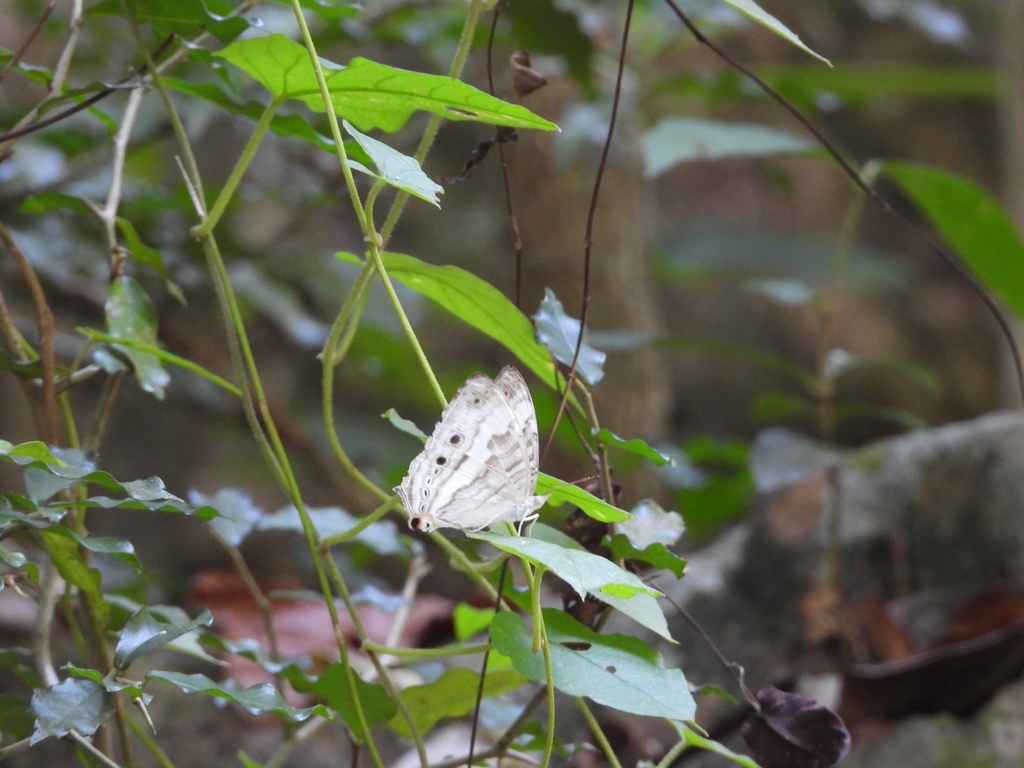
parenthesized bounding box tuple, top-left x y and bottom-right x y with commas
(0, 223, 58, 444)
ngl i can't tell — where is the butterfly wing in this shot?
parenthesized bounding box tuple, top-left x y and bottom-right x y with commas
(398, 371, 532, 531)
(491, 366, 541, 500)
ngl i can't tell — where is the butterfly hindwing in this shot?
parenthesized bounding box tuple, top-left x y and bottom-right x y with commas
(397, 366, 542, 531)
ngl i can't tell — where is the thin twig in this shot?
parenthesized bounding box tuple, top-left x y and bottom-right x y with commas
(0, 223, 58, 443)
(0, 0, 58, 87)
(544, 0, 638, 459)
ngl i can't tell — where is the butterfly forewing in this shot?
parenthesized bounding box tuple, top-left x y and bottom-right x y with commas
(397, 366, 542, 531)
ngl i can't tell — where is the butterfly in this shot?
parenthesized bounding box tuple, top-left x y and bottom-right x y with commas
(396, 366, 549, 533)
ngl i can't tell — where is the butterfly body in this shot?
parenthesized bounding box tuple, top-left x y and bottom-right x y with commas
(397, 366, 548, 532)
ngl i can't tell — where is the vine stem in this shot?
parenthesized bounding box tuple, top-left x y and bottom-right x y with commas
(379, 0, 488, 247)
(576, 697, 622, 768)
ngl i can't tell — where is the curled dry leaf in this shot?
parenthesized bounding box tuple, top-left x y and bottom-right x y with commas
(511, 51, 548, 98)
(741, 687, 851, 768)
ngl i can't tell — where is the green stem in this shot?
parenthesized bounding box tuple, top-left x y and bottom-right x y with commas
(125, 711, 175, 768)
(379, 0, 486, 246)
(366, 244, 445, 407)
(361, 640, 493, 658)
(321, 498, 396, 548)
(193, 98, 282, 238)
(540, 621, 556, 768)
(320, 258, 390, 501)
(669, 720, 760, 768)
(576, 697, 622, 768)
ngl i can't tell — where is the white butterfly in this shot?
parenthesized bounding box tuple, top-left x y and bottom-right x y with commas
(396, 366, 549, 533)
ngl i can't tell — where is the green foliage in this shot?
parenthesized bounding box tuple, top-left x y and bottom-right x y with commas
(6, 0, 1011, 765)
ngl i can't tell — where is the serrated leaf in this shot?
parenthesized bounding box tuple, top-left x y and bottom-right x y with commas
(114, 608, 213, 670)
(343, 120, 442, 205)
(720, 0, 830, 64)
(643, 118, 814, 177)
(39, 530, 109, 627)
(87, 0, 249, 43)
(471, 532, 672, 640)
(883, 160, 1024, 320)
(65, 665, 150, 702)
(30, 678, 112, 744)
(69, 530, 141, 571)
(492, 610, 694, 720)
(595, 428, 673, 467)
(388, 667, 525, 738)
(104, 277, 169, 399)
(215, 35, 558, 133)
(146, 670, 325, 720)
(533, 288, 605, 385)
(534, 475, 629, 524)
(337, 251, 569, 400)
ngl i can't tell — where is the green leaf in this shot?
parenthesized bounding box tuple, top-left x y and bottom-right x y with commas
(643, 118, 815, 178)
(337, 251, 567, 398)
(191, 488, 264, 547)
(18, 192, 91, 215)
(308, 662, 396, 739)
(454, 604, 497, 640)
(163, 76, 334, 151)
(883, 160, 1024, 320)
(0, 693, 35, 741)
(0, 440, 217, 518)
(115, 217, 169, 282)
(383, 408, 427, 440)
(215, 35, 558, 133)
(0, 350, 43, 378)
(30, 678, 112, 744)
(146, 671, 326, 720)
(618, 499, 685, 550)
(607, 536, 686, 578)
(343, 121, 443, 206)
(103, 277, 170, 399)
(533, 288, 605, 385)
(87, 0, 249, 43)
(39, 530, 109, 627)
(676, 438, 753, 538)
(115, 607, 213, 670)
(534, 475, 629, 524)
(492, 610, 694, 720)
(751, 391, 813, 421)
(470, 532, 672, 640)
(79, 328, 241, 396)
(263, 0, 358, 20)
(720, 0, 830, 64)
(0, 545, 39, 582)
(65, 665, 150, 702)
(388, 667, 525, 738)
(238, 751, 267, 768)
(68, 530, 141, 572)
(595, 428, 673, 467)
